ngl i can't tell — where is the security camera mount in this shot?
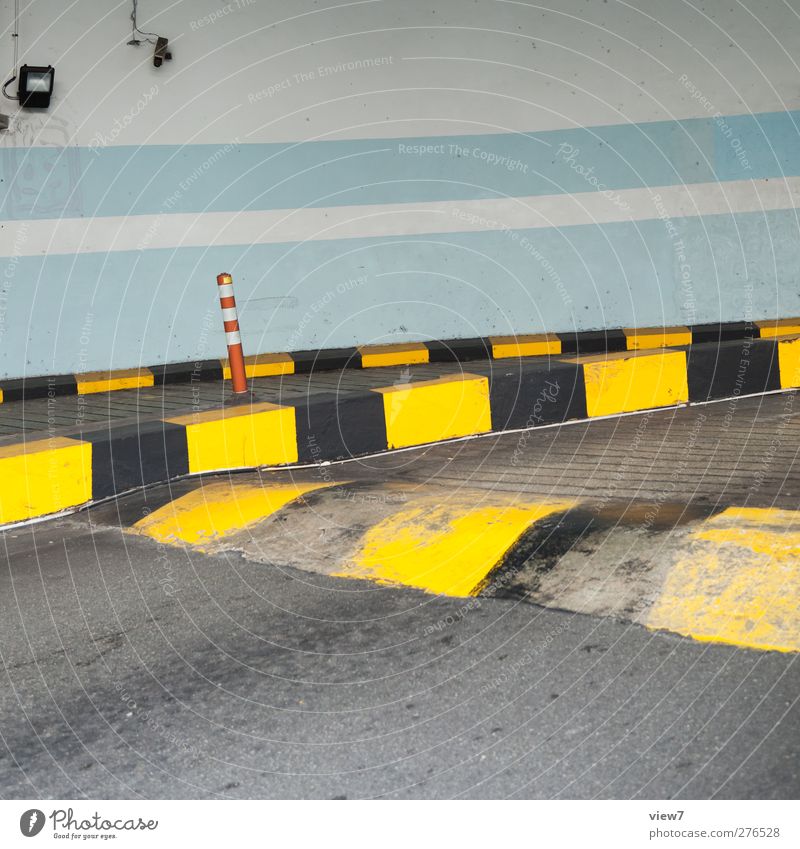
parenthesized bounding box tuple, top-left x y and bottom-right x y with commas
(153, 36, 172, 68)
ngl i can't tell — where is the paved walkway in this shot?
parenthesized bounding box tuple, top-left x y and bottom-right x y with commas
(0, 360, 474, 439)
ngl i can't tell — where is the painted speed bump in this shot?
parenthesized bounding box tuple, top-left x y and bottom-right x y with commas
(109, 470, 800, 654)
(132, 479, 336, 548)
(648, 507, 800, 653)
(335, 496, 574, 596)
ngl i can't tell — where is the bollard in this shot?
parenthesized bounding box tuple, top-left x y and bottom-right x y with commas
(216, 272, 248, 394)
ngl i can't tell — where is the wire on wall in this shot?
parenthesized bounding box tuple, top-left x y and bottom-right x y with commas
(128, 0, 158, 46)
(2, 0, 20, 101)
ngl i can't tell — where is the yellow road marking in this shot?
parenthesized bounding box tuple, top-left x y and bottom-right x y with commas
(221, 352, 294, 379)
(623, 326, 691, 349)
(132, 479, 335, 547)
(373, 374, 492, 449)
(490, 334, 561, 358)
(777, 336, 800, 388)
(757, 318, 800, 338)
(336, 496, 573, 596)
(358, 343, 430, 368)
(166, 402, 297, 473)
(565, 349, 688, 417)
(648, 507, 800, 652)
(0, 437, 92, 524)
(76, 368, 154, 394)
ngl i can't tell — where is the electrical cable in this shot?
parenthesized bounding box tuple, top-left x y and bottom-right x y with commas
(2, 0, 20, 101)
(128, 0, 158, 46)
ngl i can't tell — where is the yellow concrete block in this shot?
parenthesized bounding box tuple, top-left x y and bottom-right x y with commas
(358, 343, 430, 368)
(373, 374, 492, 449)
(757, 318, 800, 338)
(338, 494, 574, 596)
(166, 402, 297, 473)
(133, 479, 335, 548)
(623, 326, 692, 350)
(222, 352, 294, 380)
(0, 437, 92, 525)
(76, 368, 154, 395)
(777, 336, 800, 389)
(571, 349, 688, 417)
(490, 334, 561, 358)
(648, 507, 800, 652)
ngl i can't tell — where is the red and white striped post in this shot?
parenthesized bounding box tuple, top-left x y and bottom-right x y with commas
(216, 272, 248, 394)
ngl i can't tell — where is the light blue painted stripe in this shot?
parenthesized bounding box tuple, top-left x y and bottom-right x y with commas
(1, 206, 798, 379)
(715, 110, 800, 180)
(1, 110, 798, 221)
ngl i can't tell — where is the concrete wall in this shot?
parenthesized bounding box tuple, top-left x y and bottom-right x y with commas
(0, 0, 799, 379)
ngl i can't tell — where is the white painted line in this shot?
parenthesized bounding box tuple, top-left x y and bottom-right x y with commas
(2, 176, 799, 258)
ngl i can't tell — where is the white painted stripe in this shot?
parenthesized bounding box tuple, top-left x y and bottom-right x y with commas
(220, 307, 238, 321)
(217, 283, 235, 297)
(226, 330, 242, 345)
(2, 177, 799, 258)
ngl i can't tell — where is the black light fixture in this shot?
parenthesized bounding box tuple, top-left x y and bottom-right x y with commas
(1, 2, 56, 108)
(18, 64, 54, 108)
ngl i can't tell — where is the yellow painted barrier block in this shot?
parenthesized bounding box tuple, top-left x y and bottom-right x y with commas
(133, 479, 335, 548)
(76, 368, 154, 395)
(358, 343, 429, 368)
(0, 437, 91, 525)
(222, 352, 294, 380)
(648, 507, 800, 652)
(166, 402, 297, 473)
(757, 318, 800, 338)
(337, 495, 574, 596)
(623, 326, 691, 350)
(777, 336, 800, 388)
(490, 334, 561, 358)
(373, 374, 491, 449)
(571, 349, 688, 417)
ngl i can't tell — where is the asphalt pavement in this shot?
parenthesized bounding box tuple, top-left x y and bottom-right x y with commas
(1, 509, 797, 799)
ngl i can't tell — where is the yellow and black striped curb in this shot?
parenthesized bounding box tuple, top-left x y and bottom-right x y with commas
(2, 334, 800, 526)
(117, 478, 800, 653)
(1, 317, 797, 403)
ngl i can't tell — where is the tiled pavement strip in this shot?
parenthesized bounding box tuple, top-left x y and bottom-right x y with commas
(0, 361, 462, 438)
